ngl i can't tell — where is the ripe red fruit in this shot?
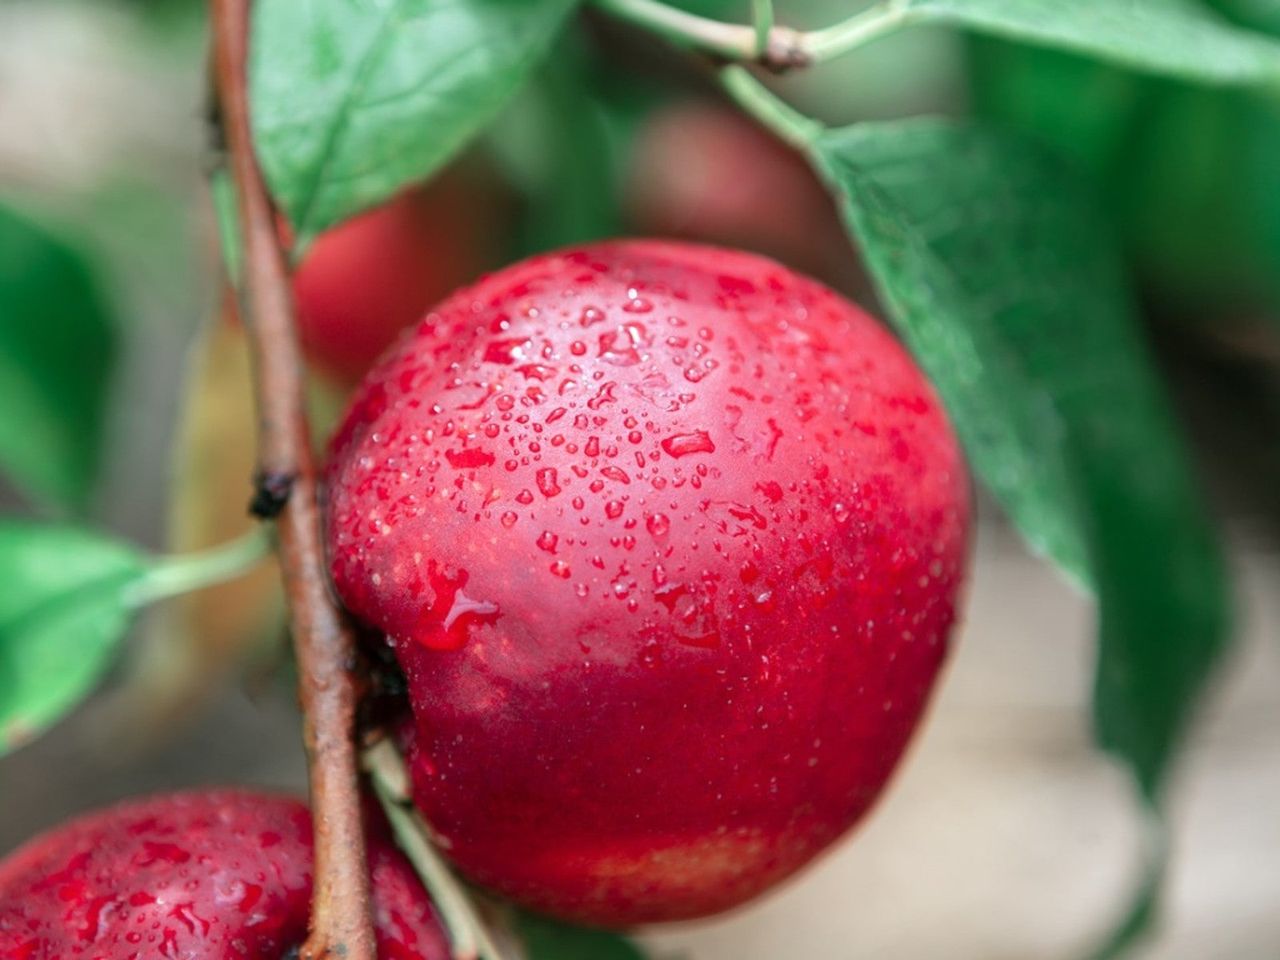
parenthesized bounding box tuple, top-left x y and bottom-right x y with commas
(292, 171, 499, 384)
(325, 241, 970, 926)
(0, 790, 447, 959)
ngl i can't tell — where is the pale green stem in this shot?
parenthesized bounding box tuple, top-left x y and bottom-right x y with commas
(802, 2, 911, 62)
(363, 740, 515, 960)
(752, 0, 775, 56)
(719, 65, 826, 150)
(126, 526, 271, 608)
(593, 0, 910, 66)
(593, 0, 758, 59)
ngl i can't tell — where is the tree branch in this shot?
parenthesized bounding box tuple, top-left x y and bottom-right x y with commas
(208, 1, 377, 958)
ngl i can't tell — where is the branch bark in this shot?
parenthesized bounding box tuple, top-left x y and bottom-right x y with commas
(209, 1, 377, 957)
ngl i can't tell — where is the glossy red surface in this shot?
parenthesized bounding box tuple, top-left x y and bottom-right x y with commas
(326, 240, 970, 925)
(0, 790, 447, 959)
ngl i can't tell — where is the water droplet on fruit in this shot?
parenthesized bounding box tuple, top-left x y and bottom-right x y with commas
(646, 513, 670, 538)
(412, 565, 500, 651)
(536, 530, 558, 553)
(661, 430, 716, 458)
(623, 295, 654, 314)
(445, 447, 494, 469)
(549, 560, 572, 579)
(536, 467, 561, 498)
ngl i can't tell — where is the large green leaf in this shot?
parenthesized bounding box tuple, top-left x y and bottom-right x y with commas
(813, 119, 1230, 951)
(250, 0, 581, 248)
(0, 204, 118, 514)
(895, 0, 1280, 85)
(970, 37, 1280, 315)
(517, 911, 646, 960)
(0, 523, 147, 754)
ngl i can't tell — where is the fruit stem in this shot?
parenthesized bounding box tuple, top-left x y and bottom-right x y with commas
(126, 526, 271, 608)
(718, 65, 826, 150)
(208, 1, 378, 958)
(592, 0, 808, 70)
(752, 0, 775, 58)
(363, 740, 516, 960)
(592, 0, 907, 68)
(801, 3, 910, 63)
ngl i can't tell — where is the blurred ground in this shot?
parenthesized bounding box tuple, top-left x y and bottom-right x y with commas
(1, 3, 1278, 958)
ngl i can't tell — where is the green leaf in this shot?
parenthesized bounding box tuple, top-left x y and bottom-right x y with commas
(970, 38, 1280, 314)
(516, 911, 646, 960)
(968, 38, 1143, 177)
(250, 0, 581, 248)
(0, 523, 147, 754)
(899, 0, 1280, 85)
(813, 119, 1230, 950)
(488, 29, 626, 255)
(0, 203, 119, 513)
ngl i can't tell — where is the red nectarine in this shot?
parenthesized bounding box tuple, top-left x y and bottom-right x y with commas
(0, 790, 447, 958)
(325, 241, 970, 925)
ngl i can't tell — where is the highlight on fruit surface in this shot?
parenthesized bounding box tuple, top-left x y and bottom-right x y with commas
(0, 790, 448, 958)
(325, 240, 971, 926)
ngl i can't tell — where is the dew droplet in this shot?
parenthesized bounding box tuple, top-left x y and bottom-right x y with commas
(661, 430, 716, 458)
(536, 467, 562, 498)
(646, 513, 670, 538)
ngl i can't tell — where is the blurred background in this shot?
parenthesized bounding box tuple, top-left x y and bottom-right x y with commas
(1, 0, 1279, 956)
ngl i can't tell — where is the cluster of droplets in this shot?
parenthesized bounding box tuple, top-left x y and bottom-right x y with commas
(328, 245, 958, 667)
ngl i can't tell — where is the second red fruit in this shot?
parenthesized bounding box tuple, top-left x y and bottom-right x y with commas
(326, 240, 970, 926)
(0, 790, 447, 958)
(292, 171, 499, 384)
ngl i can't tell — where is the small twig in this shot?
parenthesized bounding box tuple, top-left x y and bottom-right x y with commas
(718, 65, 826, 150)
(593, 0, 807, 70)
(208, 1, 377, 958)
(592, 0, 908, 70)
(125, 526, 271, 608)
(363, 739, 519, 960)
(751, 0, 775, 58)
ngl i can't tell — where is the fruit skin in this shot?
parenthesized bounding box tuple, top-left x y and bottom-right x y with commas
(325, 240, 970, 926)
(0, 790, 448, 959)
(292, 170, 499, 384)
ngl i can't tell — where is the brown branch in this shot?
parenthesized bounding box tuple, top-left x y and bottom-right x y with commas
(209, 1, 377, 958)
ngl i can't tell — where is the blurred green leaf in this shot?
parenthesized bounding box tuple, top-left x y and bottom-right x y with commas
(0, 203, 119, 514)
(968, 38, 1142, 176)
(901, 0, 1280, 85)
(970, 38, 1280, 314)
(1209, 0, 1280, 34)
(814, 118, 1231, 951)
(517, 911, 646, 960)
(489, 31, 625, 254)
(0, 523, 146, 755)
(250, 0, 580, 249)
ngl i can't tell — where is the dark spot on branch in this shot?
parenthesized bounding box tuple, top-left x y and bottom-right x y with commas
(250, 470, 297, 518)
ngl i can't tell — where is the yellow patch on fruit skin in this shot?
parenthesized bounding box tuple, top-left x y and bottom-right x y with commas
(559, 825, 817, 919)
